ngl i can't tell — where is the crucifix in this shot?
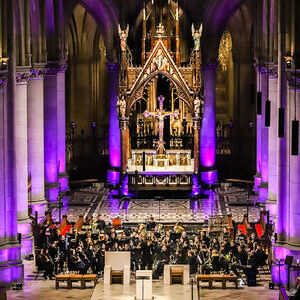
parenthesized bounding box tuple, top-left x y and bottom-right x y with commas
(144, 95, 179, 154)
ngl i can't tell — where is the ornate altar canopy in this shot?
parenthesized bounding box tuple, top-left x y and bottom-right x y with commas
(116, 1, 204, 190)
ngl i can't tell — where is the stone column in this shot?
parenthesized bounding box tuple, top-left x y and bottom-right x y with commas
(0, 0, 23, 286)
(254, 69, 262, 192)
(120, 117, 129, 174)
(200, 64, 218, 184)
(258, 71, 269, 203)
(57, 63, 68, 191)
(0, 82, 6, 243)
(201, 64, 217, 168)
(15, 70, 32, 255)
(107, 63, 120, 184)
(287, 86, 300, 248)
(27, 67, 47, 218)
(276, 0, 288, 243)
(193, 117, 201, 174)
(267, 69, 278, 215)
(44, 66, 59, 203)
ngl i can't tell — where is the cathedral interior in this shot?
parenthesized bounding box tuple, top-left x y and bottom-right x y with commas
(0, 0, 299, 299)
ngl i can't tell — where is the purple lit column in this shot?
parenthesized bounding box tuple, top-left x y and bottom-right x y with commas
(200, 64, 218, 184)
(0, 0, 23, 286)
(258, 71, 269, 202)
(44, 66, 59, 203)
(267, 72, 278, 214)
(276, 4, 288, 242)
(27, 68, 47, 218)
(0, 84, 6, 241)
(288, 87, 300, 247)
(57, 63, 68, 191)
(15, 70, 32, 255)
(107, 63, 120, 184)
(254, 68, 262, 192)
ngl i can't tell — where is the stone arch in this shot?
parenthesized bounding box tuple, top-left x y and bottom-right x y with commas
(127, 71, 193, 117)
(64, 0, 119, 61)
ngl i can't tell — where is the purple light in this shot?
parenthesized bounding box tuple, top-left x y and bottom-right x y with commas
(272, 247, 300, 288)
(108, 190, 121, 216)
(31, 204, 47, 220)
(59, 176, 69, 192)
(44, 75, 58, 185)
(201, 170, 218, 185)
(253, 175, 261, 192)
(201, 65, 217, 168)
(120, 174, 129, 196)
(17, 223, 32, 255)
(191, 174, 201, 196)
(0, 248, 23, 286)
(107, 64, 121, 168)
(46, 187, 59, 203)
(107, 170, 120, 185)
(258, 185, 268, 203)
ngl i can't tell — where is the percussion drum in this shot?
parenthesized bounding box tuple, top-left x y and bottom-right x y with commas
(112, 217, 122, 229)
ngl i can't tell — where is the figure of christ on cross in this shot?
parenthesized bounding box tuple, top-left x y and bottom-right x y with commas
(144, 95, 179, 155)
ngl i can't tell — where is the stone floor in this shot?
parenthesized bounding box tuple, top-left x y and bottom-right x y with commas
(51, 185, 261, 224)
(7, 261, 279, 300)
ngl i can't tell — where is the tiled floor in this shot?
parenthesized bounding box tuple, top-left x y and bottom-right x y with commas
(50, 185, 261, 225)
(7, 260, 279, 300)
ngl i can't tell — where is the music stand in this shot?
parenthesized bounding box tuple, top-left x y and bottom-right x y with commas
(154, 196, 165, 222)
(122, 197, 131, 222)
(284, 255, 294, 291)
(189, 196, 198, 221)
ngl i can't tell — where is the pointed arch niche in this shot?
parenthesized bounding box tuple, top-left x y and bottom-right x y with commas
(66, 4, 109, 179)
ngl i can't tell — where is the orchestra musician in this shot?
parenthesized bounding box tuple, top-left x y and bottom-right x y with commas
(35, 213, 270, 282)
(69, 249, 88, 274)
(141, 238, 153, 270)
(146, 217, 156, 231)
(38, 248, 54, 279)
(96, 215, 106, 231)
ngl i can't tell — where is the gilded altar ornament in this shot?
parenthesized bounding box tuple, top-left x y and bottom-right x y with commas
(194, 96, 201, 118)
(117, 96, 126, 117)
(218, 31, 232, 71)
(118, 24, 129, 52)
(151, 49, 169, 72)
(191, 23, 203, 51)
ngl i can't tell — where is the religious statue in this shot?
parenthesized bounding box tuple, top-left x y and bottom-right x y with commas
(117, 96, 126, 117)
(156, 23, 166, 36)
(151, 48, 169, 72)
(191, 23, 203, 51)
(194, 96, 201, 117)
(144, 96, 179, 155)
(118, 24, 129, 51)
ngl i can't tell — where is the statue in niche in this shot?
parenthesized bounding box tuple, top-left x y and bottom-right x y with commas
(194, 96, 201, 117)
(117, 96, 126, 117)
(151, 49, 169, 72)
(191, 23, 203, 51)
(118, 24, 129, 51)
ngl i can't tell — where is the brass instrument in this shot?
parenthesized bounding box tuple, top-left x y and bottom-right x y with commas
(175, 220, 185, 234)
(138, 224, 147, 237)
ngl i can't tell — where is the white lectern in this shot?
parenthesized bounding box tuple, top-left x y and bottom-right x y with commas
(136, 270, 152, 300)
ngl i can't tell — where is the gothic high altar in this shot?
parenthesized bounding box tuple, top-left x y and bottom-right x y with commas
(116, 3, 204, 191)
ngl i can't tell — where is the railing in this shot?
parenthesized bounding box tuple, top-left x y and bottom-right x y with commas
(130, 134, 194, 151)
